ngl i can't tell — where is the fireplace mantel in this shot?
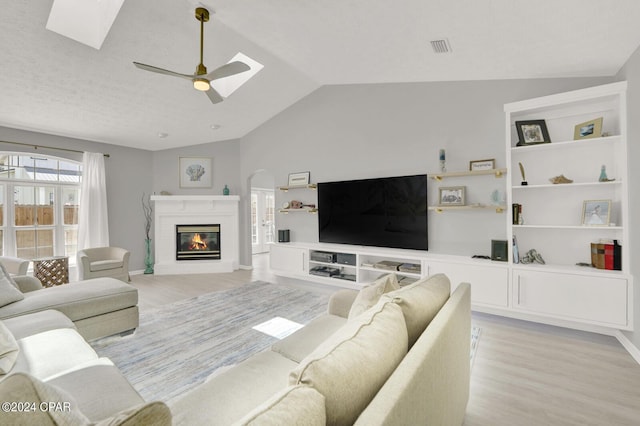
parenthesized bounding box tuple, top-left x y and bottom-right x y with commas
(151, 195, 240, 275)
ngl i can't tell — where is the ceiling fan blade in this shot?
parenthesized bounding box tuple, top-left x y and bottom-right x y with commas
(205, 87, 224, 104)
(206, 61, 251, 81)
(133, 62, 193, 80)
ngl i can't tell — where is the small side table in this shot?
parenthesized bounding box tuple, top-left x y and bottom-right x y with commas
(33, 256, 69, 287)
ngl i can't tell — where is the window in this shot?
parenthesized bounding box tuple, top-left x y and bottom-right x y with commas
(0, 153, 81, 263)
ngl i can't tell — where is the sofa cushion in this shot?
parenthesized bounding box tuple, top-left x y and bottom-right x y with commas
(94, 402, 172, 426)
(0, 278, 137, 322)
(0, 263, 23, 308)
(1, 310, 76, 340)
(290, 301, 408, 426)
(233, 385, 326, 426)
(381, 273, 451, 348)
(271, 314, 347, 363)
(0, 372, 91, 425)
(348, 273, 399, 319)
(47, 364, 146, 422)
(9, 328, 99, 381)
(0, 372, 170, 426)
(0, 322, 19, 374)
(91, 259, 124, 272)
(170, 350, 298, 426)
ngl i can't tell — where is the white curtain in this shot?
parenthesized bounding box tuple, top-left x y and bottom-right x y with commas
(78, 152, 110, 250)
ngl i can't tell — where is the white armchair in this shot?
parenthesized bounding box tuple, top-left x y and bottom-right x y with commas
(77, 247, 130, 282)
(0, 256, 30, 276)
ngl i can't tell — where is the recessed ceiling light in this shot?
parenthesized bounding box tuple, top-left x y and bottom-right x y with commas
(158, 132, 168, 138)
(210, 124, 221, 130)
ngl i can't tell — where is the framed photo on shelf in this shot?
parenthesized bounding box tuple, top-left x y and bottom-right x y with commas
(469, 158, 495, 171)
(574, 117, 603, 140)
(179, 157, 212, 188)
(439, 186, 466, 206)
(288, 171, 311, 186)
(581, 199, 611, 226)
(515, 119, 551, 146)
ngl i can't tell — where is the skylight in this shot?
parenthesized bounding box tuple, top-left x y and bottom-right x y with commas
(46, 0, 125, 50)
(210, 53, 264, 98)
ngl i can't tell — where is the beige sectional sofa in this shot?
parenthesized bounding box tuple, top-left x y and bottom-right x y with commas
(170, 273, 472, 425)
(0, 309, 170, 425)
(0, 273, 139, 341)
(0, 272, 469, 425)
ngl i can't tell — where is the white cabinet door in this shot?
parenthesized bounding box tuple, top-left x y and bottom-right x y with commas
(513, 269, 628, 327)
(427, 261, 509, 307)
(270, 245, 307, 274)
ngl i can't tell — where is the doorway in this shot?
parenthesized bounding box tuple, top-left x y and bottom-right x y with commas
(251, 188, 275, 254)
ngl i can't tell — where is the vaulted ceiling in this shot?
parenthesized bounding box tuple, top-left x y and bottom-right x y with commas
(2, 0, 640, 151)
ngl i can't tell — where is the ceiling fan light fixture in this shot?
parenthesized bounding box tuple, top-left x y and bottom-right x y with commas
(193, 78, 210, 91)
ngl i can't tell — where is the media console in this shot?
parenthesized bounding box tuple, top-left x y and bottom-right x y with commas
(270, 241, 631, 334)
(270, 241, 509, 304)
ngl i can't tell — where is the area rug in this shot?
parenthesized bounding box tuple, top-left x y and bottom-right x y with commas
(91, 281, 330, 403)
(92, 281, 483, 404)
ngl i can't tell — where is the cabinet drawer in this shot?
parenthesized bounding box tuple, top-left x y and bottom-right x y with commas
(428, 262, 509, 307)
(513, 269, 628, 327)
(270, 245, 307, 274)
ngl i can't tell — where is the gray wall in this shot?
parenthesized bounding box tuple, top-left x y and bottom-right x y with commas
(151, 139, 242, 197)
(616, 45, 640, 351)
(238, 77, 611, 266)
(0, 126, 153, 270)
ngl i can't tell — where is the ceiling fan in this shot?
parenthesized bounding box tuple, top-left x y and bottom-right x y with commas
(133, 7, 250, 104)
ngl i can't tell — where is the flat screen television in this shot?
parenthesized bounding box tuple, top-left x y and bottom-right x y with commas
(318, 174, 428, 250)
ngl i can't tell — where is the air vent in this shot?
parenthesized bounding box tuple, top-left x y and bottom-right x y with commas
(430, 39, 452, 54)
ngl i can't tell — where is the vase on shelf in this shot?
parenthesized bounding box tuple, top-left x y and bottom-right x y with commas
(144, 238, 154, 274)
(223, 184, 230, 196)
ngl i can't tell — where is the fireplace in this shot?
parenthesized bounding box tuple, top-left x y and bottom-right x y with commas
(176, 224, 221, 260)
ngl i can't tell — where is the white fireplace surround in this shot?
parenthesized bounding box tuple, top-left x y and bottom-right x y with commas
(150, 195, 240, 275)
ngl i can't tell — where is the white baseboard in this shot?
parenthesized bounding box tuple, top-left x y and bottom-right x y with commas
(615, 331, 640, 365)
(238, 264, 253, 270)
(129, 269, 145, 276)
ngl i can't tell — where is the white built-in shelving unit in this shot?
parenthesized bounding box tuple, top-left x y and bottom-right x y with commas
(504, 81, 632, 330)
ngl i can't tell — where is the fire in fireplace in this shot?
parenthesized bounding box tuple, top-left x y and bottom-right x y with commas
(176, 224, 221, 260)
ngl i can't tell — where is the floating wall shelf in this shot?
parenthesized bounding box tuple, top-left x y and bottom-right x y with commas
(428, 205, 506, 213)
(278, 184, 317, 191)
(430, 168, 507, 181)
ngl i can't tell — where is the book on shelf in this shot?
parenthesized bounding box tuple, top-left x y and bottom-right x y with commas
(398, 263, 421, 273)
(512, 203, 521, 225)
(373, 260, 403, 271)
(590, 239, 621, 271)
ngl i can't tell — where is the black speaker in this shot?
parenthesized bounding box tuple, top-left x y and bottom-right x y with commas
(491, 240, 508, 262)
(278, 229, 290, 243)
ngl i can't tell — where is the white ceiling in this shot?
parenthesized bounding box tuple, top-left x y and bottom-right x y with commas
(2, 0, 640, 151)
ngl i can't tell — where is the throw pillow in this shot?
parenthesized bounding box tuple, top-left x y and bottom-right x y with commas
(95, 401, 172, 426)
(0, 262, 19, 288)
(0, 263, 23, 308)
(233, 385, 326, 426)
(0, 321, 19, 374)
(0, 372, 91, 425)
(290, 300, 408, 426)
(348, 273, 399, 319)
(381, 273, 451, 348)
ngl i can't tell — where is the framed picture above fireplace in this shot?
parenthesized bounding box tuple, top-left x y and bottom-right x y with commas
(180, 157, 212, 188)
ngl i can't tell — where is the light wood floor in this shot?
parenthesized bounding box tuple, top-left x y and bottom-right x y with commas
(128, 254, 640, 426)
